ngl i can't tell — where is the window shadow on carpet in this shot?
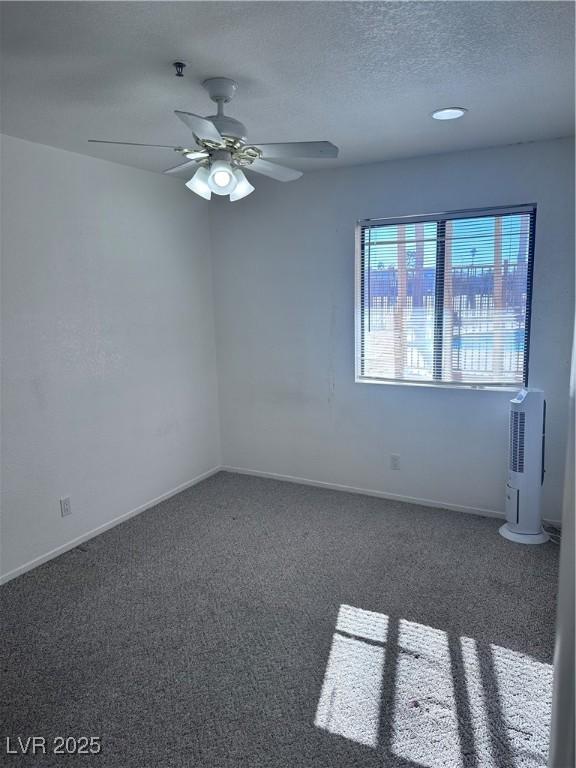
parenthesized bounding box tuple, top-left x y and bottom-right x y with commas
(315, 605, 552, 768)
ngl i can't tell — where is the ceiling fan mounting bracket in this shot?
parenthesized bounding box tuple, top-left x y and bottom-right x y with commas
(202, 77, 238, 105)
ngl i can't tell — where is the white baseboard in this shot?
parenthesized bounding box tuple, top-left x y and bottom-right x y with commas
(222, 466, 562, 527)
(221, 465, 506, 519)
(3, 464, 559, 585)
(0, 466, 222, 585)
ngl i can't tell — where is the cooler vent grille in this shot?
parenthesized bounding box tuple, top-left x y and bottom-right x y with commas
(510, 411, 526, 473)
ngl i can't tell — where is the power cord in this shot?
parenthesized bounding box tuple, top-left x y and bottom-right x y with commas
(543, 524, 561, 545)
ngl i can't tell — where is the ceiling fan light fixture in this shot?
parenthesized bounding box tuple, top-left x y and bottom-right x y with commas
(214, 170, 232, 187)
(185, 166, 212, 200)
(230, 169, 255, 201)
(208, 160, 238, 195)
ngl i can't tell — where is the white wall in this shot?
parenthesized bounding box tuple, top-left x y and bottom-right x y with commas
(211, 138, 574, 520)
(548, 309, 575, 767)
(2, 135, 573, 583)
(0, 135, 220, 580)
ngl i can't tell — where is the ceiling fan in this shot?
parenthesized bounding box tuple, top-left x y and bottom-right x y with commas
(89, 66, 339, 201)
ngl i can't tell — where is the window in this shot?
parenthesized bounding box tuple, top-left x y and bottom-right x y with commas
(355, 205, 536, 387)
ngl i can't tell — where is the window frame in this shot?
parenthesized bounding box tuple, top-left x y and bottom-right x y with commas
(354, 204, 537, 390)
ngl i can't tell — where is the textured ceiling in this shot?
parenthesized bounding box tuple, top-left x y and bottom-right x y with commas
(1, 1, 574, 175)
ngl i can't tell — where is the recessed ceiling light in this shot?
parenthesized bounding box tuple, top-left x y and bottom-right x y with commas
(431, 107, 468, 121)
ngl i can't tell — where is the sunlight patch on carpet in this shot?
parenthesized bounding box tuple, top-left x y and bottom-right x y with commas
(315, 605, 553, 768)
(314, 605, 388, 747)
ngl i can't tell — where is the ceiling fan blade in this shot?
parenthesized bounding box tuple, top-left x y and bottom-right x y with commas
(88, 140, 183, 149)
(253, 141, 339, 159)
(174, 111, 223, 143)
(162, 158, 206, 175)
(181, 150, 209, 161)
(248, 158, 303, 182)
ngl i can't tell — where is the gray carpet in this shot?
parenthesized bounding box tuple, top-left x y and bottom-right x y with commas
(1, 472, 559, 768)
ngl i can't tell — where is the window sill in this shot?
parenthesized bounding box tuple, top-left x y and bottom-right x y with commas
(355, 376, 521, 393)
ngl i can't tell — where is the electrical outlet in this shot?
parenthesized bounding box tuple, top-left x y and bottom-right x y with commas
(390, 454, 401, 470)
(60, 496, 72, 517)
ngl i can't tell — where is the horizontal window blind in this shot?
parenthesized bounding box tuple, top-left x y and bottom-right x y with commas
(357, 206, 535, 387)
